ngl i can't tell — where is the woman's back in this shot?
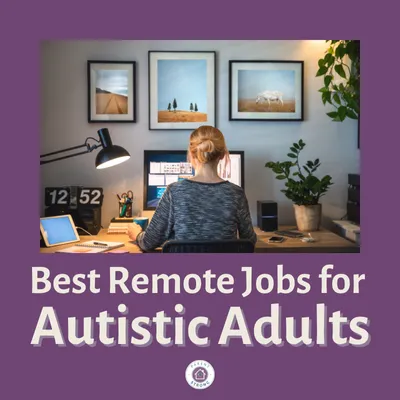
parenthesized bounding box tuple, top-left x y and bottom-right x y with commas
(133, 124, 257, 251)
(137, 179, 257, 250)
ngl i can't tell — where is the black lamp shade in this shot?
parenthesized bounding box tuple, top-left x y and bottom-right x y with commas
(95, 128, 130, 169)
(95, 145, 130, 169)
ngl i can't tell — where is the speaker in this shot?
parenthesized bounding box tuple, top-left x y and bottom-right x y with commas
(347, 174, 360, 224)
(45, 204, 102, 235)
(257, 201, 278, 232)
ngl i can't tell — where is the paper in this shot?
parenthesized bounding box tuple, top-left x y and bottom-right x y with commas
(148, 174, 165, 186)
(165, 175, 179, 185)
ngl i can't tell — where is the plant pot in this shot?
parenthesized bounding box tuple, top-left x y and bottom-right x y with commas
(293, 204, 322, 232)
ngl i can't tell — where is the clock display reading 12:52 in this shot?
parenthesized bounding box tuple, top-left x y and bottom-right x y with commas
(44, 186, 104, 207)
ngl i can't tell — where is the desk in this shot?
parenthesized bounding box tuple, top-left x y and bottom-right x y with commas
(254, 226, 359, 253)
(40, 226, 359, 253)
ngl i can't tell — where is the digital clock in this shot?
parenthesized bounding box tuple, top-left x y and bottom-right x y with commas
(44, 186, 104, 207)
(44, 186, 104, 234)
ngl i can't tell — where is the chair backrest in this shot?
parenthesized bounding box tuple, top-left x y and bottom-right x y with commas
(162, 239, 255, 253)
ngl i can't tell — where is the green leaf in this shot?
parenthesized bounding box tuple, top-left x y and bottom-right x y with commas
(314, 159, 319, 165)
(293, 142, 300, 149)
(322, 91, 332, 105)
(335, 43, 346, 59)
(316, 66, 329, 77)
(327, 111, 338, 119)
(304, 166, 310, 174)
(338, 106, 347, 121)
(327, 56, 335, 68)
(333, 93, 341, 105)
(318, 59, 326, 68)
(334, 64, 346, 79)
(272, 167, 283, 174)
(287, 153, 297, 158)
(290, 147, 298, 153)
(324, 53, 333, 63)
(319, 87, 329, 93)
(324, 75, 333, 87)
(276, 175, 286, 180)
(346, 109, 358, 119)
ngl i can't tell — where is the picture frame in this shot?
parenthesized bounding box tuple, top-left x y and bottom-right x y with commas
(229, 60, 304, 121)
(148, 51, 216, 130)
(87, 60, 136, 123)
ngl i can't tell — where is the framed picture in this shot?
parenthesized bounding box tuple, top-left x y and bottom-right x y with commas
(149, 51, 216, 130)
(229, 60, 304, 121)
(87, 61, 136, 123)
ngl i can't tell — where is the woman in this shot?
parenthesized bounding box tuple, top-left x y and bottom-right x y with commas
(128, 125, 257, 251)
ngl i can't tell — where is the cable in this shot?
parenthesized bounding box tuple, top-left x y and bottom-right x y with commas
(76, 226, 93, 236)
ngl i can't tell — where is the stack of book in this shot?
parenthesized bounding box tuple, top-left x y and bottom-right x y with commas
(107, 218, 133, 234)
(332, 220, 360, 245)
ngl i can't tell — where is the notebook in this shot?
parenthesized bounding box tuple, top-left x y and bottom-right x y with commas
(56, 240, 125, 253)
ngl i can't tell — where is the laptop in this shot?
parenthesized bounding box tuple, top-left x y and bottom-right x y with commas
(40, 215, 124, 253)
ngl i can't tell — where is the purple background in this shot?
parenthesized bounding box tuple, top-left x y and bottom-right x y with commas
(3, 0, 399, 398)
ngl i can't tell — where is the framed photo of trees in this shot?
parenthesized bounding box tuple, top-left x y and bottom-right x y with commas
(148, 51, 216, 130)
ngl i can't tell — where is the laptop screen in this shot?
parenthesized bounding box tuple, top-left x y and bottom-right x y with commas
(40, 215, 79, 246)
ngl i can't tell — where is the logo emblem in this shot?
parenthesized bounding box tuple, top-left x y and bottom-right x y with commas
(185, 360, 215, 390)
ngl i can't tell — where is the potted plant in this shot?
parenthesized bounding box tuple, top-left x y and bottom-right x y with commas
(265, 139, 333, 231)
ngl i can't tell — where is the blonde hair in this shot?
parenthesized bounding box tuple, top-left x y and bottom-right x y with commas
(188, 125, 227, 164)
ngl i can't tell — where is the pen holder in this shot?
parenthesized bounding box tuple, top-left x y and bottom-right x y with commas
(119, 203, 132, 218)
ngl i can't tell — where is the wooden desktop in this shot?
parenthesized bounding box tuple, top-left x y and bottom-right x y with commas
(40, 226, 359, 253)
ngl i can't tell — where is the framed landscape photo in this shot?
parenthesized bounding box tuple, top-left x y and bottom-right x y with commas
(149, 51, 216, 130)
(87, 61, 136, 123)
(229, 60, 304, 121)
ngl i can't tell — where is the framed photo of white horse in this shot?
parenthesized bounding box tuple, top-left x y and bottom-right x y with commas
(229, 60, 304, 121)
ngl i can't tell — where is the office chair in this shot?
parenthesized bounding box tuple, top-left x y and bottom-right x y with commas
(162, 239, 255, 253)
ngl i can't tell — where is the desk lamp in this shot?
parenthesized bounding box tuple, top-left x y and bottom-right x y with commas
(40, 128, 130, 168)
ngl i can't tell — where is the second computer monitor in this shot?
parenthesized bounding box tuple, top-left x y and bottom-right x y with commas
(143, 150, 244, 210)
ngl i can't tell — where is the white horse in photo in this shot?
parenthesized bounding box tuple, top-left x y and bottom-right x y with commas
(255, 90, 284, 108)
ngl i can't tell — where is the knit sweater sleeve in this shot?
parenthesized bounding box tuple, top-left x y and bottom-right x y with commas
(237, 193, 257, 245)
(137, 187, 174, 251)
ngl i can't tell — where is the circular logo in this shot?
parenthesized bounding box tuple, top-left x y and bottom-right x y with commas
(185, 360, 215, 390)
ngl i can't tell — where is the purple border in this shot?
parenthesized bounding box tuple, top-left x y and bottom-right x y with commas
(2, 1, 397, 399)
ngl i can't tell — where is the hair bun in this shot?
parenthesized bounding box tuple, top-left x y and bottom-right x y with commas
(197, 139, 215, 154)
(189, 125, 227, 164)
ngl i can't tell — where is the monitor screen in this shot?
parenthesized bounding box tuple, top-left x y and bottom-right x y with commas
(143, 150, 244, 210)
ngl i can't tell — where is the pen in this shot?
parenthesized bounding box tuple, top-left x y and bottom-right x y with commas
(93, 242, 108, 246)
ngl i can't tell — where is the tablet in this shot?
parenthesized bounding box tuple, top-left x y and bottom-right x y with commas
(40, 215, 80, 247)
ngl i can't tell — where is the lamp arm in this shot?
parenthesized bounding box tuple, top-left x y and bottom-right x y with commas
(40, 139, 102, 165)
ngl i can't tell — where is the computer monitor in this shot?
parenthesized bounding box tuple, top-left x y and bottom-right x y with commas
(143, 150, 245, 210)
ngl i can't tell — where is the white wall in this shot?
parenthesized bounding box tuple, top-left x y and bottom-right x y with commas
(41, 40, 360, 227)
